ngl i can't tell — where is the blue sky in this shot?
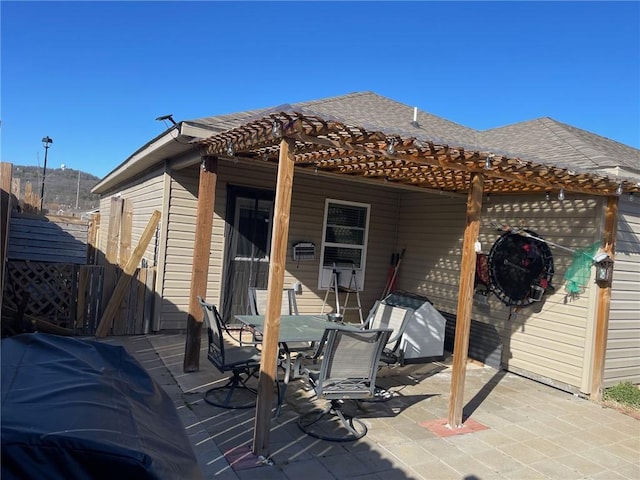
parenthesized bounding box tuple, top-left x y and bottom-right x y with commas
(2, 1, 639, 179)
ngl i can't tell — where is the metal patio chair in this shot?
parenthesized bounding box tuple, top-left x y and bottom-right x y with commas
(248, 287, 299, 317)
(362, 300, 413, 367)
(297, 327, 391, 442)
(248, 287, 315, 354)
(247, 287, 315, 411)
(198, 297, 262, 409)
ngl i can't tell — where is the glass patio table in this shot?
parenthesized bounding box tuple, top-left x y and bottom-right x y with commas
(235, 314, 358, 344)
(234, 314, 360, 413)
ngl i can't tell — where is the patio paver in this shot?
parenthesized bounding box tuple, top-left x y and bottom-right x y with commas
(100, 334, 640, 480)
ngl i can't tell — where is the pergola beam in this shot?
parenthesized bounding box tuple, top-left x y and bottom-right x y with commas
(201, 114, 636, 198)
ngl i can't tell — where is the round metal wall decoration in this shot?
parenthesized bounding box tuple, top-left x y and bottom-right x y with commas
(488, 229, 554, 307)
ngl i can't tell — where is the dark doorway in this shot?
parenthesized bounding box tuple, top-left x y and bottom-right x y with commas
(221, 186, 274, 323)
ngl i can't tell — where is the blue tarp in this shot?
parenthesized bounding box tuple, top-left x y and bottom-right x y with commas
(1, 333, 202, 480)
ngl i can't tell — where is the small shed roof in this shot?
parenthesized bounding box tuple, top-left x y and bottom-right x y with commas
(196, 92, 639, 197)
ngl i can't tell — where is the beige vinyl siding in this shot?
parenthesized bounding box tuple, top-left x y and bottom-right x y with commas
(396, 192, 602, 391)
(287, 172, 400, 321)
(97, 195, 111, 254)
(604, 197, 640, 387)
(395, 193, 467, 314)
(216, 161, 400, 322)
(96, 167, 165, 265)
(478, 196, 601, 393)
(158, 166, 200, 329)
(157, 159, 401, 329)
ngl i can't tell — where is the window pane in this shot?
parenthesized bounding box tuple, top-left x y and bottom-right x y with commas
(236, 198, 271, 259)
(327, 204, 367, 229)
(323, 247, 362, 268)
(325, 226, 365, 245)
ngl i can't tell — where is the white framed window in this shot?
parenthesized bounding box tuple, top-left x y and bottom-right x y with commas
(318, 199, 370, 290)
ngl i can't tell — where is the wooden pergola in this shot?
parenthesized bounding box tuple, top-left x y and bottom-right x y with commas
(182, 109, 639, 458)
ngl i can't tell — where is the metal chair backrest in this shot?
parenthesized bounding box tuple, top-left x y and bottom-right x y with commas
(315, 328, 391, 400)
(198, 296, 226, 370)
(363, 301, 412, 352)
(248, 287, 298, 315)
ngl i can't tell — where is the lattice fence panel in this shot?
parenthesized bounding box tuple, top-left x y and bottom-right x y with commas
(3, 261, 77, 328)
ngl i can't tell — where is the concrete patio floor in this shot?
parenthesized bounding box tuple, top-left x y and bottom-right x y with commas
(102, 334, 639, 480)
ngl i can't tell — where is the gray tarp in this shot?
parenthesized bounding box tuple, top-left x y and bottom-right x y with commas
(1, 333, 202, 480)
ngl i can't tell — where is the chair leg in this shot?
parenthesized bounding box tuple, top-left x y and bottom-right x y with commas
(274, 353, 290, 417)
(203, 367, 258, 409)
(297, 399, 368, 442)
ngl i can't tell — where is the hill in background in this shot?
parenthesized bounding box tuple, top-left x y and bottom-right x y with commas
(10, 165, 100, 214)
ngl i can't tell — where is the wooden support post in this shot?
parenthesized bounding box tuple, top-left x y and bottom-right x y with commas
(183, 157, 218, 372)
(102, 197, 123, 312)
(24, 181, 36, 212)
(590, 195, 619, 401)
(76, 266, 89, 331)
(87, 213, 100, 265)
(112, 198, 134, 335)
(1, 162, 12, 302)
(252, 138, 295, 458)
(448, 172, 484, 428)
(119, 198, 133, 267)
(94, 210, 161, 337)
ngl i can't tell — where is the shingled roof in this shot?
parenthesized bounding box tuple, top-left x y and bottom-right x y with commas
(194, 91, 639, 197)
(478, 117, 640, 180)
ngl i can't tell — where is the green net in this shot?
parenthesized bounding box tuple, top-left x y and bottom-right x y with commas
(564, 242, 600, 294)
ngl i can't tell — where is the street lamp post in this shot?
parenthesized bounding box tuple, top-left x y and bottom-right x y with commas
(40, 136, 53, 212)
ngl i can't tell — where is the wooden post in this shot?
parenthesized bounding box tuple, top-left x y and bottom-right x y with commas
(76, 266, 89, 331)
(102, 197, 123, 312)
(183, 157, 218, 372)
(24, 182, 36, 212)
(87, 213, 100, 265)
(119, 198, 133, 267)
(252, 138, 295, 457)
(94, 210, 161, 337)
(1, 162, 12, 302)
(590, 195, 619, 401)
(113, 198, 134, 335)
(448, 172, 484, 427)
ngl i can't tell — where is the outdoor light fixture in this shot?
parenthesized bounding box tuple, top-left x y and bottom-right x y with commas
(616, 183, 623, 195)
(226, 141, 235, 157)
(484, 156, 492, 170)
(155, 114, 177, 126)
(387, 139, 396, 155)
(486, 193, 491, 203)
(593, 252, 614, 286)
(545, 191, 550, 201)
(558, 188, 565, 201)
(40, 136, 53, 212)
(272, 120, 282, 138)
(630, 192, 635, 202)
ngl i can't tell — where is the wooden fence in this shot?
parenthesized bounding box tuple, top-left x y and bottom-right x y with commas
(2, 163, 158, 337)
(3, 261, 103, 334)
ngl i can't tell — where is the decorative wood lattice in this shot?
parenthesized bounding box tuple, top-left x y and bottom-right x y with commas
(199, 110, 639, 197)
(4, 261, 77, 328)
(2, 260, 154, 336)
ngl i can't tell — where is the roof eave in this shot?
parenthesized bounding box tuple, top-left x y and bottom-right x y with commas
(91, 122, 221, 195)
